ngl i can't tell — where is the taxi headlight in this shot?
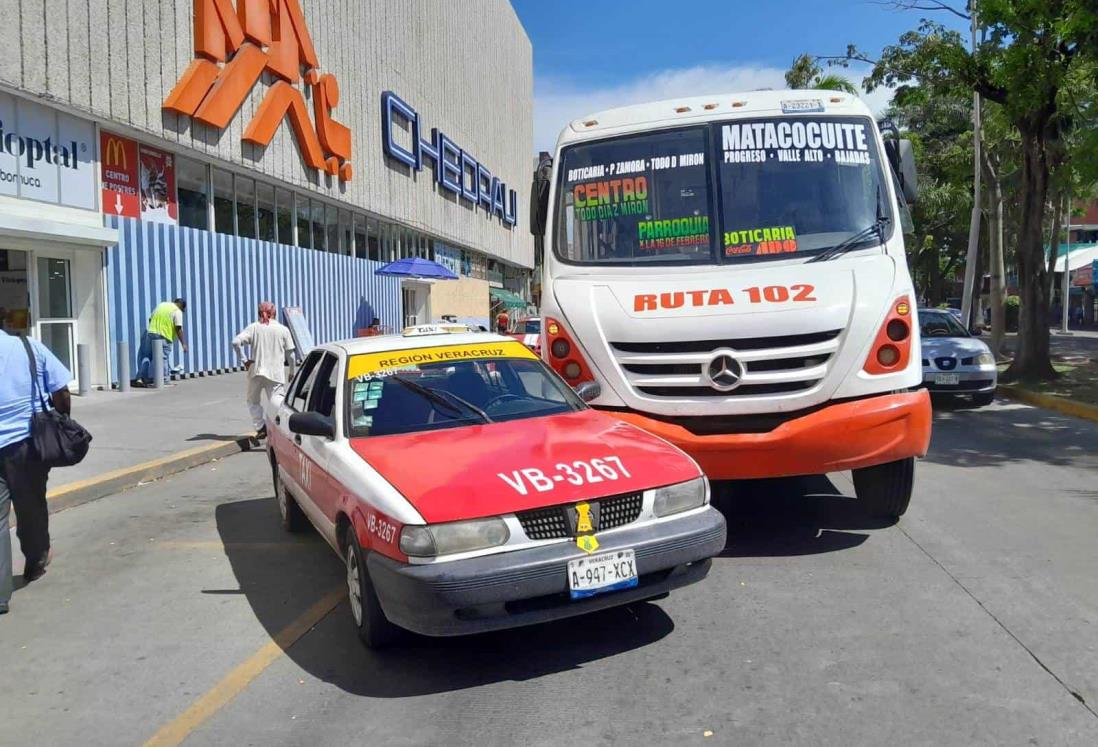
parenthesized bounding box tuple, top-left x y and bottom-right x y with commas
(399, 517, 510, 557)
(976, 351, 996, 366)
(653, 477, 709, 517)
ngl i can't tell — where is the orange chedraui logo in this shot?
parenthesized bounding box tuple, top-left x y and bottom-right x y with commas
(164, 0, 352, 181)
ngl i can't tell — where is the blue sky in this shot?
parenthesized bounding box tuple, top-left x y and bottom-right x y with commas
(511, 0, 968, 150)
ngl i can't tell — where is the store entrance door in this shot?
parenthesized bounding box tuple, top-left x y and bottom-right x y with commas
(0, 247, 79, 388)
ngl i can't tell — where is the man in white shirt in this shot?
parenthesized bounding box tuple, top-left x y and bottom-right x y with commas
(232, 302, 295, 439)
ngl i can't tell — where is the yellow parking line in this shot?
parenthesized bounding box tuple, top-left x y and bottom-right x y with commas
(142, 587, 345, 747)
(157, 541, 315, 551)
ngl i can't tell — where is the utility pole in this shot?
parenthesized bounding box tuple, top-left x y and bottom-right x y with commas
(960, 2, 982, 332)
(1061, 191, 1072, 334)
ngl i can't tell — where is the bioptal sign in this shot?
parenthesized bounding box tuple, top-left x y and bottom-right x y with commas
(164, 0, 352, 181)
(0, 92, 96, 210)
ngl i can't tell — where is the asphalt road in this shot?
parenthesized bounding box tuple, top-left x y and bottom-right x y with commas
(2, 399, 1097, 746)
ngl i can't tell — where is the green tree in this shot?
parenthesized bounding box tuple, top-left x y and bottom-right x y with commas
(863, 1, 1098, 382)
(784, 54, 859, 94)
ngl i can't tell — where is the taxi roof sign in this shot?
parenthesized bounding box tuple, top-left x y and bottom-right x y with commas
(402, 324, 473, 337)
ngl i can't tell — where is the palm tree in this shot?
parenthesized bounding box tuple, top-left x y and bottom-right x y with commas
(784, 54, 858, 94)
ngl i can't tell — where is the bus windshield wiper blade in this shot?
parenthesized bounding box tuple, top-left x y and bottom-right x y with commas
(389, 375, 493, 424)
(807, 217, 890, 264)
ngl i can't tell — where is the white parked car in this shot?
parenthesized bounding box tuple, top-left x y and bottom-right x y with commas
(918, 308, 997, 406)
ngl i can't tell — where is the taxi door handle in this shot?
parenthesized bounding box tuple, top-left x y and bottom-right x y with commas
(294, 434, 302, 445)
(275, 415, 281, 426)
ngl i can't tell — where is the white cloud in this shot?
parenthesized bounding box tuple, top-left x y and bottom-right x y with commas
(533, 63, 895, 153)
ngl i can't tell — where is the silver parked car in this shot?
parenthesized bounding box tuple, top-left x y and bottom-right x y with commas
(919, 308, 997, 406)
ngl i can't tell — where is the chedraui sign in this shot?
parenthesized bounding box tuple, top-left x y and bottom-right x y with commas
(164, 0, 352, 181)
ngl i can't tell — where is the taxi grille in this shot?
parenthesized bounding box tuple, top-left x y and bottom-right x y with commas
(517, 492, 644, 540)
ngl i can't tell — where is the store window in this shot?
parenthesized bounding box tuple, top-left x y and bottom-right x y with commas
(276, 189, 294, 246)
(257, 182, 275, 242)
(296, 193, 311, 248)
(212, 168, 234, 235)
(311, 199, 326, 251)
(340, 209, 353, 257)
(177, 158, 209, 230)
(368, 218, 380, 261)
(353, 214, 367, 259)
(235, 175, 256, 239)
(326, 204, 340, 255)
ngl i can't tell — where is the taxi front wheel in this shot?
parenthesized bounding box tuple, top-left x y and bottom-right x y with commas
(345, 526, 401, 649)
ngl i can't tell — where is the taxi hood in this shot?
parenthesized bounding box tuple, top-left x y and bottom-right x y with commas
(349, 410, 700, 524)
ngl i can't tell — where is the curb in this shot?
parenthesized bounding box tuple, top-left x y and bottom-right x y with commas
(997, 385, 1098, 424)
(45, 436, 257, 515)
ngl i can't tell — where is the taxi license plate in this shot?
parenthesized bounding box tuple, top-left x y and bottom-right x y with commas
(568, 549, 638, 600)
(935, 373, 960, 385)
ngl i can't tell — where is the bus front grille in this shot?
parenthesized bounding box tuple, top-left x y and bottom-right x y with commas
(609, 329, 841, 399)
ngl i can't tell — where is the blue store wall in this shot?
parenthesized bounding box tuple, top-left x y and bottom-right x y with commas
(106, 218, 402, 382)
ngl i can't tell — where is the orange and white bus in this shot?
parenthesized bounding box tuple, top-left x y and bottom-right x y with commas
(531, 90, 932, 518)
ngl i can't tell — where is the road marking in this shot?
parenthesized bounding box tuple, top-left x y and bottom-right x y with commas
(157, 541, 320, 551)
(142, 587, 344, 747)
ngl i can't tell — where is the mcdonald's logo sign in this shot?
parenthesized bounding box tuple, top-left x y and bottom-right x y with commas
(163, 0, 352, 181)
(103, 137, 128, 169)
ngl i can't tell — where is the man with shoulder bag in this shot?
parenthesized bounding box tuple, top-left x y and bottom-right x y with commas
(0, 330, 91, 614)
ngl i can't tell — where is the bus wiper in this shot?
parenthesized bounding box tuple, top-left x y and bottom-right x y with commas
(389, 375, 493, 424)
(807, 216, 890, 263)
(809, 184, 889, 263)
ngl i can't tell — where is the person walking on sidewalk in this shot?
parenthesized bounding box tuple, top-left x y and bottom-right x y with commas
(135, 298, 188, 387)
(0, 331, 73, 613)
(233, 301, 295, 439)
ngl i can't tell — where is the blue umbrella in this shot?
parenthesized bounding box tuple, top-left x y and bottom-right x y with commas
(375, 256, 458, 280)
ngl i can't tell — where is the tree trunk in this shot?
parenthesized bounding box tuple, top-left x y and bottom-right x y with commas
(986, 155, 1006, 358)
(1003, 131, 1057, 382)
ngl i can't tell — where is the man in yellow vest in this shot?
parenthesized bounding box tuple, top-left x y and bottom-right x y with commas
(135, 298, 188, 387)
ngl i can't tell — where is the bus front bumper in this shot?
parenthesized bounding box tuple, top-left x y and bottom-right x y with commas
(605, 390, 932, 480)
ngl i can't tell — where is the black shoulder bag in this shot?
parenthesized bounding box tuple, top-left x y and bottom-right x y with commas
(19, 336, 93, 467)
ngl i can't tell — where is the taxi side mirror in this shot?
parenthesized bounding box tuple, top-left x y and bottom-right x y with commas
(573, 380, 601, 402)
(289, 411, 335, 439)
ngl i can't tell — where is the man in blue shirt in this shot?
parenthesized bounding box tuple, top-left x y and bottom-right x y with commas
(0, 330, 73, 614)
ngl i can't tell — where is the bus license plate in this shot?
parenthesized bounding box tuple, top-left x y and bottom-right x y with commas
(568, 549, 638, 600)
(935, 373, 960, 385)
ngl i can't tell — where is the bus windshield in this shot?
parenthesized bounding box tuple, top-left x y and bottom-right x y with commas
(553, 115, 893, 266)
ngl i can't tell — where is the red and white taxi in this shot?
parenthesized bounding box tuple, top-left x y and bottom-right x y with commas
(508, 316, 542, 355)
(266, 326, 726, 647)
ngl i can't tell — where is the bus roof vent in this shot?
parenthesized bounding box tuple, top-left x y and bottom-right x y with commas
(731, 100, 747, 108)
(703, 103, 718, 110)
(674, 106, 691, 113)
(583, 119, 598, 127)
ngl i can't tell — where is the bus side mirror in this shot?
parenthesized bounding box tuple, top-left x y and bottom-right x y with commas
(530, 155, 553, 236)
(898, 139, 918, 204)
(573, 380, 601, 402)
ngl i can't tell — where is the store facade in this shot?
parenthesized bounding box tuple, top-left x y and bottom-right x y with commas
(1, 0, 533, 386)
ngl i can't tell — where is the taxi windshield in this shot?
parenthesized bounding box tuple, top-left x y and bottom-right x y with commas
(553, 114, 892, 266)
(347, 355, 583, 438)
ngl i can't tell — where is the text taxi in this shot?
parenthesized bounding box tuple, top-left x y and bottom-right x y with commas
(267, 326, 727, 647)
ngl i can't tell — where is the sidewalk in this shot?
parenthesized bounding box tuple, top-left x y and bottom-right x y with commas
(47, 374, 256, 509)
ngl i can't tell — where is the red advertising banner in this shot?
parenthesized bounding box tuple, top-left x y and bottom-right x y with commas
(100, 131, 140, 218)
(1074, 263, 1093, 287)
(138, 144, 177, 223)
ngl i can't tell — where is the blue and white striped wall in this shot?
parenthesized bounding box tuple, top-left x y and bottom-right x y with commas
(105, 218, 402, 382)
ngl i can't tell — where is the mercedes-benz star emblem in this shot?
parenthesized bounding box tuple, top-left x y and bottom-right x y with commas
(704, 353, 744, 392)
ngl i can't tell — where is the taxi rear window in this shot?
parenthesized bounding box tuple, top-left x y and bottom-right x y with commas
(346, 342, 583, 437)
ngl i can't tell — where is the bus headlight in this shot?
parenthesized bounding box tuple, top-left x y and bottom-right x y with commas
(399, 517, 510, 557)
(653, 477, 709, 517)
